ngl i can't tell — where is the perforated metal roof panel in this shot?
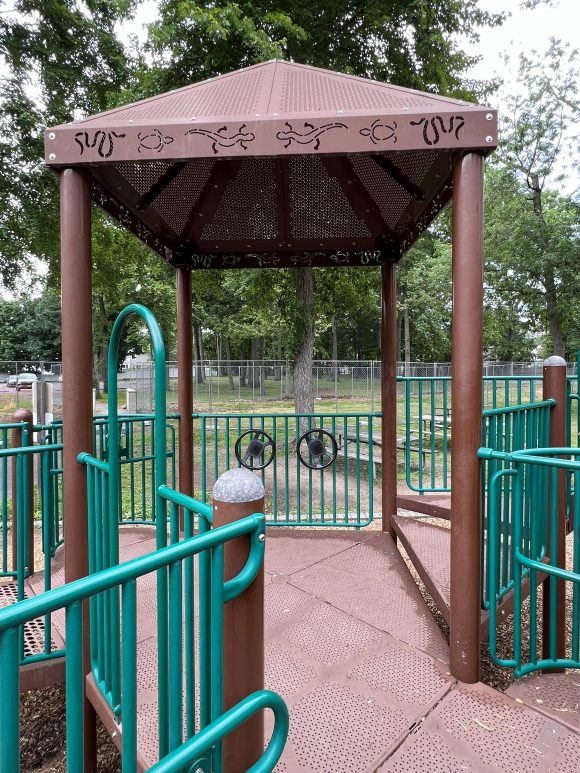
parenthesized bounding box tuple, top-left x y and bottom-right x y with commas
(45, 60, 498, 269)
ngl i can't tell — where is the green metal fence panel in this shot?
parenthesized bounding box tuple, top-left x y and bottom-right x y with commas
(194, 412, 376, 527)
(480, 400, 553, 609)
(479, 446, 580, 677)
(400, 376, 545, 493)
(0, 511, 286, 772)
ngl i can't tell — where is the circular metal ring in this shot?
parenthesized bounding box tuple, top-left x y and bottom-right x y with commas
(296, 428, 338, 470)
(234, 429, 276, 470)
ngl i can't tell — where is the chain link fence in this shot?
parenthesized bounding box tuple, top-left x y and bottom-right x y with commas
(1, 359, 577, 417)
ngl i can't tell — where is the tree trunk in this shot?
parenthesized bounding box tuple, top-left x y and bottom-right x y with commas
(396, 311, 402, 364)
(251, 338, 261, 390)
(293, 267, 315, 423)
(331, 314, 338, 362)
(194, 324, 204, 384)
(225, 337, 235, 390)
(404, 304, 411, 376)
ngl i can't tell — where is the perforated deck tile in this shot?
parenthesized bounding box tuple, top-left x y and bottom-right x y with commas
(288, 532, 449, 662)
(379, 681, 580, 773)
(0, 582, 61, 656)
(264, 528, 374, 577)
(507, 673, 580, 734)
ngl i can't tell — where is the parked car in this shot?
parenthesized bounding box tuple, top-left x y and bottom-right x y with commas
(16, 373, 38, 390)
(7, 375, 18, 388)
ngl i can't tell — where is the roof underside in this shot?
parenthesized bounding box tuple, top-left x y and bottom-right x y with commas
(46, 61, 498, 269)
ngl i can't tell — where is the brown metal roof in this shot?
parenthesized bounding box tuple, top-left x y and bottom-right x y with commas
(45, 60, 498, 269)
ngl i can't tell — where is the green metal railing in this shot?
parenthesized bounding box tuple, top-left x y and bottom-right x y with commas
(400, 375, 544, 493)
(0, 514, 288, 772)
(480, 400, 553, 609)
(0, 422, 31, 579)
(478, 446, 580, 677)
(195, 412, 376, 527)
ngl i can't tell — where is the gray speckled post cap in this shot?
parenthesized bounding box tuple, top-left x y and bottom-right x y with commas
(212, 468, 265, 503)
(543, 355, 567, 367)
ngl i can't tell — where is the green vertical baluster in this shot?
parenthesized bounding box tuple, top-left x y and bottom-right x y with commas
(225, 417, 230, 472)
(66, 601, 84, 773)
(307, 416, 313, 523)
(320, 416, 325, 523)
(430, 382, 436, 488)
(121, 579, 137, 773)
(168, 557, 183, 750)
(331, 416, 338, 524)
(41, 451, 53, 653)
(0, 627, 20, 772)
(343, 415, 348, 520)
(296, 416, 301, 523)
(129, 420, 135, 522)
(549, 465, 558, 660)
(513, 466, 523, 670)
(418, 380, 424, 491)
(442, 380, 449, 488)
(272, 418, 278, 522)
(405, 379, 412, 489)
(572, 468, 580, 661)
(367, 414, 373, 526)
(201, 416, 207, 501)
(2, 438, 7, 572)
(213, 416, 219, 485)
(355, 416, 361, 524)
(210, 543, 225, 772)
(198, 518, 210, 730)
(284, 417, 290, 521)
(184, 502, 195, 738)
(141, 420, 146, 521)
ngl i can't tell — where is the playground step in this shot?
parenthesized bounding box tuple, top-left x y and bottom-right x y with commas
(392, 512, 451, 623)
(506, 672, 580, 734)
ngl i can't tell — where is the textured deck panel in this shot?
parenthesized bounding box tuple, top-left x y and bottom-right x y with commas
(507, 673, 580, 734)
(380, 681, 580, 772)
(289, 531, 450, 662)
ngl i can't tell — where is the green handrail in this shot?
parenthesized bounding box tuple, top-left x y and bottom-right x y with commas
(148, 690, 289, 773)
(478, 445, 580, 676)
(105, 303, 170, 752)
(0, 514, 279, 772)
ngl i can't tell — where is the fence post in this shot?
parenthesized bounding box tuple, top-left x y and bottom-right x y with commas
(542, 355, 567, 666)
(11, 409, 34, 576)
(212, 468, 265, 772)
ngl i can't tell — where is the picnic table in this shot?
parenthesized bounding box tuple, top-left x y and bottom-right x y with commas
(335, 429, 431, 477)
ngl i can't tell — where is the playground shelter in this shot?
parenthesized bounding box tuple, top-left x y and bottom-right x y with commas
(17, 60, 577, 772)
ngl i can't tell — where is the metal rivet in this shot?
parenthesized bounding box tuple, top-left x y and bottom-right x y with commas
(48, 132, 55, 140)
(258, 533, 265, 543)
(255, 113, 260, 117)
(403, 107, 409, 111)
(49, 153, 56, 160)
(486, 113, 493, 121)
(485, 136, 493, 143)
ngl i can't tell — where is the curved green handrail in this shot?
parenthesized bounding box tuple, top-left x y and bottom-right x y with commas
(148, 690, 289, 773)
(107, 303, 167, 555)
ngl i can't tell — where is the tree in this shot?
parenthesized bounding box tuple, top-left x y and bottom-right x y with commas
(490, 41, 580, 357)
(0, 291, 61, 362)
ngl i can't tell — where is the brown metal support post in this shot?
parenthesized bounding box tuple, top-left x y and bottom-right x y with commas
(60, 167, 97, 770)
(450, 153, 484, 683)
(381, 260, 397, 536)
(542, 356, 567, 666)
(11, 409, 34, 575)
(212, 468, 265, 773)
(176, 265, 194, 522)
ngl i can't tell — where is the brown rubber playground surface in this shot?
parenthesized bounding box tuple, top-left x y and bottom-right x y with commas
(18, 525, 580, 772)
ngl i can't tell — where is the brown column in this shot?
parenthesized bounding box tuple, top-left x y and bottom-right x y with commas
(11, 409, 34, 575)
(176, 265, 194, 511)
(212, 469, 265, 772)
(60, 167, 96, 769)
(449, 153, 484, 683)
(381, 261, 397, 535)
(542, 356, 567, 666)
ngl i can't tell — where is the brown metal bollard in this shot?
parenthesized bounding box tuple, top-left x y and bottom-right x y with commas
(11, 408, 34, 576)
(542, 355, 567, 667)
(212, 468, 265, 773)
